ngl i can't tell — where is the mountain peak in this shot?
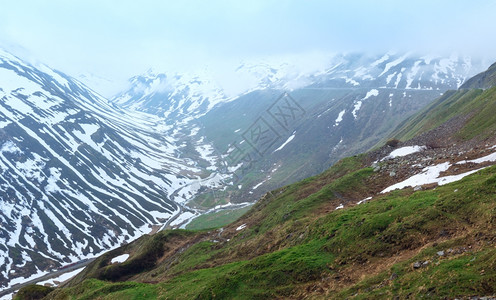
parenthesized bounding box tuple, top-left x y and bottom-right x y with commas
(460, 61, 496, 90)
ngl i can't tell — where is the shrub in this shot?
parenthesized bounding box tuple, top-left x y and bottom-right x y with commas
(385, 139, 400, 148)
(14, 284, 54, 300)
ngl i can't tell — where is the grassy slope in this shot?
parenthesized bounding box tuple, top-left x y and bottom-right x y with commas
(45, 157, 496, 299)
(337, 167, 496, 298)
(185, 206, 252, 231)
(392, 86, 496, 142)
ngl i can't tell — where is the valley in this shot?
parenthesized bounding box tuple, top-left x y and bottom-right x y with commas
(2, 2, 496, 299)
(0, 48, 495, 298)
(33, 62, 496, 298)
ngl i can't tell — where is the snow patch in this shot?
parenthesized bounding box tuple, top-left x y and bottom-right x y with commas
(111, 254, 130, 264)
(379, 53, 409, 77)
(357, 197, 372, 205)
(384, 146, 426, 160)
(0, 293, 13, 300)
(381, 162, 486, 193)
(236, 224, 247, 231)
(334, 110, 346, 126)
(273, 132, 295, 152)
(252, 181, 265, 190)
(1, 141, 22, 154)
(45, 168, 62, 193)
(363, 89, 379, 100)
(457, 151, 496, 165)
(170, 212, 196, 227)
(352, 102, 362, 119)
(371, 54, 390, 67)
(0, 120, 11, 128)
(396, 68, 406, 88)
(386, 72, 397, 85)
(405, 61, 422, 89)
(36, 267, 85, 286)
(351, 89, 378, 119)
(343, 77, 359, 86)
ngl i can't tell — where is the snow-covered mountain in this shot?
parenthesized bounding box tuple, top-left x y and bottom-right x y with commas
(111, 53, 477, 123)
(0, 49, 228, 288)
(309, 52, 474, 90)
(167, 53, 484, 203)
(110, 59, 327, 122)
(112, 69, 228, 123)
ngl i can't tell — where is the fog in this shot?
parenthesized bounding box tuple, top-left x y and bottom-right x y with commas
(1, 0, 495, 96)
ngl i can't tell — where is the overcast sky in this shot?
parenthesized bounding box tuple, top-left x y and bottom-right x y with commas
(1, 0, 496, 96)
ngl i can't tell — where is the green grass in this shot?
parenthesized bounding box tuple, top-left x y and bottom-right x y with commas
(337, 244, 496, 299)
(333, 166, 496, 299)
(164, 241, 219, 276)
(14, 284, 54, 300)
(56, 239, 333, 300)
(192, 239, 334, 299)
(47, 159, 496, 299)
(458, 87, 496, 139)
(176, 165, 496, 299)
(392, 89, 484, 141)
(23, 78, 496, 299)
(187, 190, 230, 210)
(186, 206, 252, 230)
(67, 230, 198, 286)
(239, 155, 368, 232)
(392, 87, 496, 143)
(49, 279, 158, 300)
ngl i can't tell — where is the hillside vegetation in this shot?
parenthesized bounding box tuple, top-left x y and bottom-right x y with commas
(18, 65, 496, 299)
(39, 158, 496, 299)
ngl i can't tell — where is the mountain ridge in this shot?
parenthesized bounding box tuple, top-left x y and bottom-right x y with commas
(111, 52, 479, 122)
(460, 61, 496, 90)
(0, 49, 229, 289)
(185, 52, 484, 207)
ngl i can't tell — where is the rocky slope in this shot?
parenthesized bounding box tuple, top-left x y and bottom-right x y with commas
(38, 63, 496, 299)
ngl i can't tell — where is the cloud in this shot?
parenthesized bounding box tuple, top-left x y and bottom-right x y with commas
(1, 0, 495, 97)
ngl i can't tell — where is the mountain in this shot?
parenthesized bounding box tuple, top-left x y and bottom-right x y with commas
(392, 63, 496, 143)
(0, 50, 487, 293)
(41, 63, 496, 299)
(460, 61, 496, 90)
(74, 73, 123, 99)
(112, 69, 229, 123)
(172, 53, 483, 206)
(0, 49, 227, 289)
(112, 53, 476, 122)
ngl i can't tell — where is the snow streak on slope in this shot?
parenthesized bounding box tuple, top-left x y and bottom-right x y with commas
(108, 52, 485, 210)
(310, 52, 478, 91)
(111, 58, 327, 122)
(352, 89, 379, 119)
(113, 69, 229, 122)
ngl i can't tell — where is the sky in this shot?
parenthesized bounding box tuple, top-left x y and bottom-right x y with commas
(1, 0, 496, 96)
